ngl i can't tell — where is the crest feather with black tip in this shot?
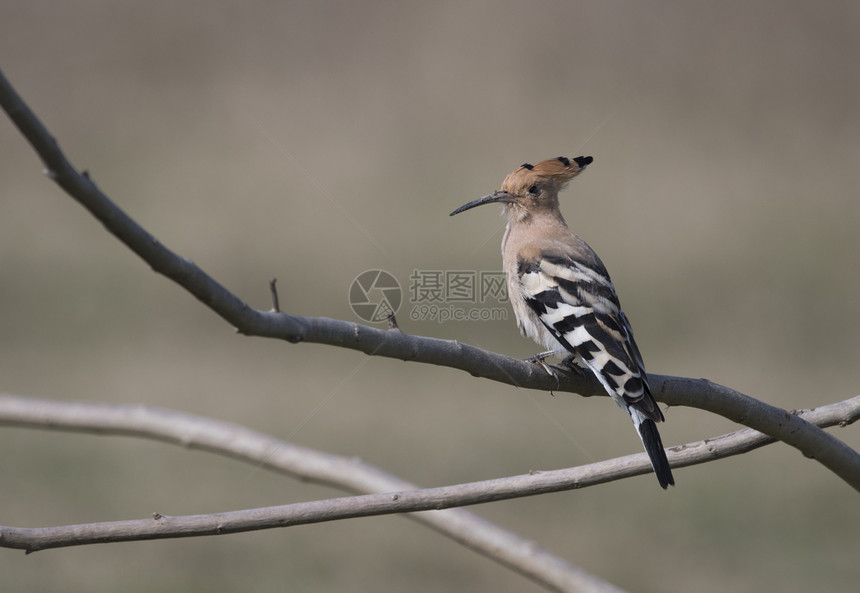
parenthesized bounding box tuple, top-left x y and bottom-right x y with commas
(501, 156, 591, 196)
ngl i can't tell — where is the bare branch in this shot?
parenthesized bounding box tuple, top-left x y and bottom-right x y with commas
(1, 65, 858, 492)
(1, 393, 857, 557)
(0, 393, 630, 593)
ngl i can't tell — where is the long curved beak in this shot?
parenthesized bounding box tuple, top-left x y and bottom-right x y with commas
(449, 191, 517, 216)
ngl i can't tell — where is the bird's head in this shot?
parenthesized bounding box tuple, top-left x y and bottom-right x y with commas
(450, 156, 593, 222)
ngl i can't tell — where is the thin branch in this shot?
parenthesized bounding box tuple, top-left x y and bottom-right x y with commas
(0, 394, 630, 593)
(1, 66, 858, 492)
(0, 393, 857, 557)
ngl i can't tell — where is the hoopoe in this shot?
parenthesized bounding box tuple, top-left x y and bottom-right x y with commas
(450, 156, 674, 489)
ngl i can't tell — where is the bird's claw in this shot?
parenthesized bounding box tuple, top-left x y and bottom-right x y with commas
(526, 351, 558, 377)
(560, 354, 586, 376)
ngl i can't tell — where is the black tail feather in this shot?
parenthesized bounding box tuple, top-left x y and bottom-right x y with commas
(638, 418, 675, 489)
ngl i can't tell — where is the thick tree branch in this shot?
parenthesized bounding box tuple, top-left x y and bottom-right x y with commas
(0, 393, 857, 557)
(1, 66, 859, 493)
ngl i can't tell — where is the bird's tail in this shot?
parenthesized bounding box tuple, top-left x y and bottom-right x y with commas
(631, 410, 674, 489)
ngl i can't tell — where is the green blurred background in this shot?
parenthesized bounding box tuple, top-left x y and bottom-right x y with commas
(1, 1, 858, 591)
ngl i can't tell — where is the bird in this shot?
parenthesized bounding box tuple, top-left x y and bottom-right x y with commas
(450, 155, 674, 489)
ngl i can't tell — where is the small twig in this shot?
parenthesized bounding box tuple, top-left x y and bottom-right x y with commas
(269, 277, 280, 313)
(386, 311, 401, 332)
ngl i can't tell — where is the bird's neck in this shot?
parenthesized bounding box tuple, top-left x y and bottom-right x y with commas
(501, 207, 570, 258)
(504, 204, 568, 229)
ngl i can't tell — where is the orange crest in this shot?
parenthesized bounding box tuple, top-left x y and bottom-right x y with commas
(501, 156, 592, 196)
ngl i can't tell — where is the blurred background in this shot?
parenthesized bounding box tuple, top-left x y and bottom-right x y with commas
(1, 1, 858, 591)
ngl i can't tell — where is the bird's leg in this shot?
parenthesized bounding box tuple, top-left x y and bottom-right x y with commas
(525, 350, 558, 377)
(527, 351, 587, 380)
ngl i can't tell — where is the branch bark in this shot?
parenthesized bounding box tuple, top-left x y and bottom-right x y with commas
(2, 66, 858, 491)
(1, 393, 856, 557)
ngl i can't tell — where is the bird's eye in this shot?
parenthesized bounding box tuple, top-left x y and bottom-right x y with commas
(528, 185, 539, 195)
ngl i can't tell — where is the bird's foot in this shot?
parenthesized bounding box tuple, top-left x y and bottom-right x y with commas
(560, 354, 586, 376)
(525, 351, 559, 377)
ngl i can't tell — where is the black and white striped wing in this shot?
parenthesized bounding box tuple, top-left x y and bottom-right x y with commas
(518, 253, 662, 422)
